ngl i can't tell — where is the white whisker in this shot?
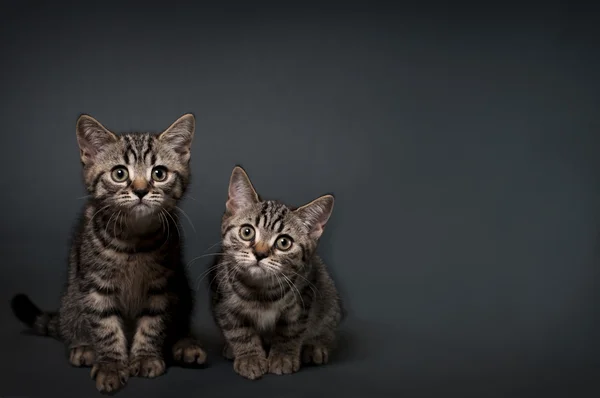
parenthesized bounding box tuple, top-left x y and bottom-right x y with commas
(280, 272, 305, 310)
(187, 253, 226, 268)
(175, 206, 196, 234)
(286, 269, 321, 298)
(105, 211, 117, 239)
(113, 211, 121, 238)
(162, 208, 181, 239)
(203, 240, 222, 254)
(90, 205, 111, 224)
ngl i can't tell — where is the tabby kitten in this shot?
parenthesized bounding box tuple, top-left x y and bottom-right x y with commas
(11, 114, 206, 393)
(209, 166, 343, 380)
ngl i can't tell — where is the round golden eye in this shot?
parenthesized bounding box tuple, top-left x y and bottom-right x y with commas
(111, 167, 129, 182)
(239, 225, 255, 241)
(152, 166, 168, 182)
(276, 235, 293, 251)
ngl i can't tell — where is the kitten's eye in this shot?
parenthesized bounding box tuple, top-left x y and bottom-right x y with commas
(152, 166, 168, 182)
(111, 167, 129, 182)
(275, 235, 293, 251)
(239, 225, 255, 241)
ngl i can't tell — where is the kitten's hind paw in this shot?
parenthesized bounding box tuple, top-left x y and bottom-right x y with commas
(129, 356, 166, 378)
(172, 338, 207, 365)
(69, 345, 95, 367)
(234, 354, 268, 380)
(222, 343, 235, 360)
(268, 352, 301, 375)
(302, 344, 330, 365)
(91, 361, 129, 393)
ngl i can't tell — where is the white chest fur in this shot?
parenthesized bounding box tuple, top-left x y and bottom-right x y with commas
(250, 307, 280, 331)
(227, 296, 282, 331)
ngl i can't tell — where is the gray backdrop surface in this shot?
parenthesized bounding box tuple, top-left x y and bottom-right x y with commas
(0, 1, 598, 397)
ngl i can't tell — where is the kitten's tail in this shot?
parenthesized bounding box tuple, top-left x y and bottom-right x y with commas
(11, 294, 60, 339)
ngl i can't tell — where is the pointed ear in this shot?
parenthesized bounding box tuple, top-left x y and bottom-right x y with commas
(226, 166, 259, 215)
(294, 194, 335, 239)
(76, 114, 118, 165)
(158, 113, 195, 161)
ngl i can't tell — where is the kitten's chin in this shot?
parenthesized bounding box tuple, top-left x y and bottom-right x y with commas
(130, 203, 156, 217)
(237, 262, 271, 282)
(247, 265, 268, 278)
(127, 204, 160, 227)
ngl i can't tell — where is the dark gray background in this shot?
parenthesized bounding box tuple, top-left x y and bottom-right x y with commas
(1, 1, 599, 397)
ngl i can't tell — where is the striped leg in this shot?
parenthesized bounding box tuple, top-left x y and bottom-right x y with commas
(84, 293, 129, 393)
(268, 311, 304, 375)
(217, 312, 267, 380)
(128, 294, 169, 379)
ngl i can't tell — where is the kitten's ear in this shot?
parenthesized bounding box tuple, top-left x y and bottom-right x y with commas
(226, 166, 259, 215)
(294, 194, 335, 239)
(76, 115, 118, 165)
(158, 113, 195, 160)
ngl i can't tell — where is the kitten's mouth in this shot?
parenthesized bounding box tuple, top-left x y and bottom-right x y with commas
(130, 201, 155, 216)
(246, 263, 271, 279)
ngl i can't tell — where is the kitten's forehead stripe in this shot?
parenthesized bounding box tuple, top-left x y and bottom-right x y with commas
(143, 138, 154, 164)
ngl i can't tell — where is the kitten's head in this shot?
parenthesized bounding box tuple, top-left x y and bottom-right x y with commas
(220, 166, 334, 282)
(76, 114, 195, 219)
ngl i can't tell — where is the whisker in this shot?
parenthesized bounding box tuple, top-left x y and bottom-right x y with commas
(203, 240, 222, 254)
(264, 266, 286, 299)
(157, 210, 166, 248)
(280, 273, 305, 310)
(118, 211, 125, 234)
(90, 205, 111, 224)
(286, 269, 321, 298)
(113, 211, 121, 238)
(187, 253, 226, 268)
(105, 211, 117, 239)
(194, 263, 224, 290)
(175, 206, 196, 234)
(162, 208, 181, 239)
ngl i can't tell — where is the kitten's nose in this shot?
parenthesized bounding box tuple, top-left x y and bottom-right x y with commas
(253, 251, 268, 261)
(133, 188, 149, 198)
(253, 241, 269, 261)
(132, 178, 149, 199)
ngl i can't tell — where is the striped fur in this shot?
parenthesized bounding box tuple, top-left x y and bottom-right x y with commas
(209, 166, 342, 380)
(11, 114, 206, 393)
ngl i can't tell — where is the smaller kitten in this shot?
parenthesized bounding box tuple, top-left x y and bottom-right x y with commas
(209, 166, 343, 380)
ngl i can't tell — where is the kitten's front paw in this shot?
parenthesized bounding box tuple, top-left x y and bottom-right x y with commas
(91, 361, 129, 393)
(302, 344, 330, 365)
(69, 345, 95, 367)
(129, 356, 166, 378)
(233, 354, 268, 380)
(268, 352, 301, 375)
(172, 338, 207, 365)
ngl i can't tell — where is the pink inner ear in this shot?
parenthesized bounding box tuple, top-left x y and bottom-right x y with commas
(309, 224, 324, 239)
(79, 146, 96, 164)
(225, 198, 238, 214)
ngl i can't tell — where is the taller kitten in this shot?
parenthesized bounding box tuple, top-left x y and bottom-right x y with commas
(11, 114, 206, 393)
(210, 166, 343, 380)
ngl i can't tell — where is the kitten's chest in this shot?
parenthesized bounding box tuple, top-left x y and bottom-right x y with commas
(231, 298, 283, 331)
(117, 255, 162, 316)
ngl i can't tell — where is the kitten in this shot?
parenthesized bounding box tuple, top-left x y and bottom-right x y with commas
(11, 114, 206, 393)
(209, 166, 343, 380)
